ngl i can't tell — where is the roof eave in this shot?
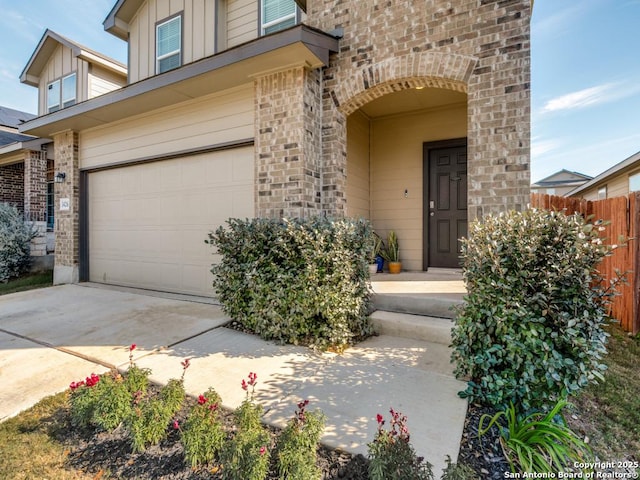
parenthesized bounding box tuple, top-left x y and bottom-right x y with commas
(568, 150, 640, 197)
(20, 25, 340, 138)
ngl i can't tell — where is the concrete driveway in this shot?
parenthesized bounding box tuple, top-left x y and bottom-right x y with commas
(0, 283, 467, 473)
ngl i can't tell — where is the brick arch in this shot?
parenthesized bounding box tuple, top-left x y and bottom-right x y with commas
(332, 52, 477, 116)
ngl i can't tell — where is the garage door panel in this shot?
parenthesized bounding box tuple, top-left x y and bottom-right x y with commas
(89, 147, 254, 296)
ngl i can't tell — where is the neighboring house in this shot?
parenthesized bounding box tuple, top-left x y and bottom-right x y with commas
(530, 169, 592, 197)
(19, 0, 532, 296)
(568, 150, 640, 200)
(0, 105, 55, 257)
(0, 31, 126, 262)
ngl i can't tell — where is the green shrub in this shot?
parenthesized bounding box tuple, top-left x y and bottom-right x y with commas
(181, 388, 225, 468)
(275, 400, 325, 480)
(451, 209, 617, 410)
(0, 203, 36, 282)
(207, 217, 373, 351)
(479, 398, 593, 473)
(368, 409, 434, 480)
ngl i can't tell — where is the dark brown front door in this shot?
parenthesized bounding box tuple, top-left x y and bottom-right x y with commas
(424, 140, 467, 269)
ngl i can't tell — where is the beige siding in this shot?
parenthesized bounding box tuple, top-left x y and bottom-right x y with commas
(79, 84, 253, 169)
(227, 0, 258, 48)
(346, 110, 370, 219)
(38, 44, 88, 115)
(88, 65, 126, 98)
(128, 0, 217, 83)
(578, 167, 640, 200)
(370, 104, 466, 271)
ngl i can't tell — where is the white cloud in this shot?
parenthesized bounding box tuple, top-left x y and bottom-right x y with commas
(542, 84, 614, 113)
(531, 137, 560, 157)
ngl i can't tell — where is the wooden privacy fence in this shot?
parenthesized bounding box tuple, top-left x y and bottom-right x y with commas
(530, 192, 640, 334)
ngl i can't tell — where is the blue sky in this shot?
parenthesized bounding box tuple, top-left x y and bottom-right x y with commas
(1, 0, 639, 184)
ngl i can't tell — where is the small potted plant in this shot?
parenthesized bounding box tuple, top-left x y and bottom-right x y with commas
(371, 232, 385, 274)
(381, 230, 401, 274)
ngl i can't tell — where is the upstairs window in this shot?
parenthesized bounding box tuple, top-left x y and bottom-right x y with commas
(156, 15, 182, 74)
(47, 73, 76, 113)
(62, 74, 76, 108)
(261, 0, 297, 35)
(47, 80, 60, 113)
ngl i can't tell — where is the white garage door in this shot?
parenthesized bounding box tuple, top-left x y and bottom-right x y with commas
(88, 147, 254, 296)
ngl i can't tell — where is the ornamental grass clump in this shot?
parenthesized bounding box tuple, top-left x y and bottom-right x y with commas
(479, 398, 593, 473)
(368, 409, 434, 480)
(207, 217, 373, 351)
(180, 388, 225, 468)
(220, 372, 271, 480)
(451, 209, 621, 411)
(275, 399, 326, 480)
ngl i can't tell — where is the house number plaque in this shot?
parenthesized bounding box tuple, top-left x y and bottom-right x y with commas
(60, 198, 70, 211)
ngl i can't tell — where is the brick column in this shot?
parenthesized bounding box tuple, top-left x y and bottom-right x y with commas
(53, 130, 80, 284)
(254, 66, 322, 218)
(466, 1, 531, 219)
(23, 150, 48, 256)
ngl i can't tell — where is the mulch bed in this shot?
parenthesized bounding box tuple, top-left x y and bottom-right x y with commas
(50, 390, 508, 479)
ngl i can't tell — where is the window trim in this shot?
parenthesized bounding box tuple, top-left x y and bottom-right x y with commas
(46, 72, 76, 113)
(156, 13, 183, 74)
(597, 185, 607, 200)
(260, 0, 299, 36)
(629, 171, 640, 193)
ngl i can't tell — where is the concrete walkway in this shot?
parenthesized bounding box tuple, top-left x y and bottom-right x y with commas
(0, 283, 467, 474)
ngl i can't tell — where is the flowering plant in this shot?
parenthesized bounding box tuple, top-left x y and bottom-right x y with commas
(368, 408, 433, 480)
(181, 387, 225, 467)
(275, 399, 326, 480)
(220, 372, 270, 480)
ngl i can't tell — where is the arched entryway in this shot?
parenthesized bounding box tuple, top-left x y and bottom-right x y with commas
(345, 86, 467, 271)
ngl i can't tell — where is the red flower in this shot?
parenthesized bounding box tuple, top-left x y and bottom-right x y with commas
(259, 446, 267, 456)
(376, 413, 384, 425)
(84, 373, 100, 387)
(130, 343, 136, 351)
(241, 379, 248, 391)
(248, 372, 257, 386)
(209, 403, 218, 412)
(69, 380, 84, 390)
(173, 420, 180, 430)
(181, 358, 191, 370)
(198, 395, 207, 405)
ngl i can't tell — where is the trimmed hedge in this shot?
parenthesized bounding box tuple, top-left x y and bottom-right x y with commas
(451, 209, 616, 411)
(207, 217, 374, 351)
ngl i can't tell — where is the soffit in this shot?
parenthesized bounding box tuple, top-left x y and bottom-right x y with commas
(360, 88, 467, 118)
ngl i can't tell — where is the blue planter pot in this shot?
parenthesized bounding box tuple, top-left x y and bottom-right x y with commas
(375, 255, 384, 273)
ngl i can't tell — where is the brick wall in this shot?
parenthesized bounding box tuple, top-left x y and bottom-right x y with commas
(307, 0, 531, 218)
(0, 163, 24, 211)
(23, 150, 47, 223)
